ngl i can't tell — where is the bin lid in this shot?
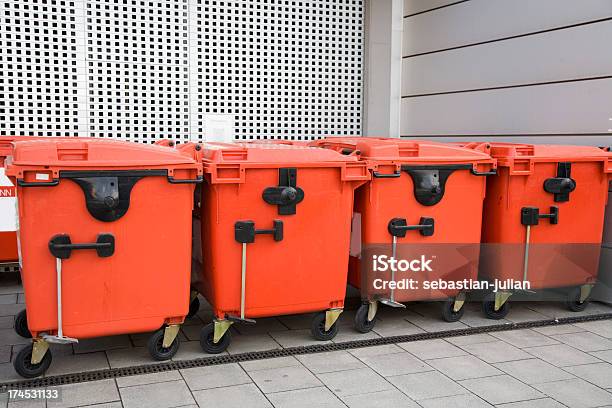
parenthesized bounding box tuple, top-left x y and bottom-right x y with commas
(312, 137, 493, 164)
(199, 141, 362, 164)
(8, 138, 199, 169)
(486, 143, 612, 163)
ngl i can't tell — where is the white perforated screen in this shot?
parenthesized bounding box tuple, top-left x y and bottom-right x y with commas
(0, 0, 363, 143)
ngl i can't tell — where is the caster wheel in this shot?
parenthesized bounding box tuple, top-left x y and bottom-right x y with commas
(147, 328, 180, 361)
(311, 312, 338, 341)
(482, 292, 510, 320)
(442, 298, 465, 322)
(13, 344, 52, 378)
(187, 297, 200, 318)
(354, 304, 376, 333)
(200, 323, 231, 354)
(14, 310, 32, 339)
(566, 287, 589, 312)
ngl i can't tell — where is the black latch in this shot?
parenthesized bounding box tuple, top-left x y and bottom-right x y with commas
(544, 162, 576, 202)
(49, 234, 115, 259)
(521, 206, 559, 226)
(402, 166, 458, 206)
(262, 168, 304, 215)
(388, 217, 435, 237)
(235, 220, 284, 243)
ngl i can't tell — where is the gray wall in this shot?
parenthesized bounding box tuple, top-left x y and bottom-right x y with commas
(401, 0, 612, 145)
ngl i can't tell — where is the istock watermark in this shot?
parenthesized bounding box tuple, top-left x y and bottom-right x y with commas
(372, 254, 434, 272)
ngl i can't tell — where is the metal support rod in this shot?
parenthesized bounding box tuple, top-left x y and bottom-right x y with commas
(390, 236, 397, 303)
(241, 242, 247, 320)
(523, 225, 531, 282)
(56, 258, 63, 338)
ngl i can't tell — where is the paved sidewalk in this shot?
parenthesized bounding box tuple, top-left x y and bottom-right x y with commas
(1, 273, 612, 407)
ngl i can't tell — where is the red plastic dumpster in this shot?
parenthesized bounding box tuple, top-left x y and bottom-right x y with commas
(193, 142, 369, 353)
(475, 143, 612, 318)
(311, 137, 496, 331)
(6, 138, 202, 378)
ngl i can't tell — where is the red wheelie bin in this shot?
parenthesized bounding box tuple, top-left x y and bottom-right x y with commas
(6, 138, 202, 378)
(475, 143, 612, 318)
(193, 142, 369, 353)
(311, 137, 496, 331)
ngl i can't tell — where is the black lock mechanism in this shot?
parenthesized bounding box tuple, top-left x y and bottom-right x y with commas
(543, 162, 576, 202)
(521, 206, 559, 226)
(235, 220, 284, 243)
(388, 217, 435, 237)
(262, 168, 304, 215)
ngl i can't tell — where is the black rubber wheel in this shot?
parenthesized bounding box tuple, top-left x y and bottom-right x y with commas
(187, 297, 200, 318)
(354, 304, 376, 333)
(200, 323, 231, 354)
(566, 287, 589, 312)
(441, 298, 465, 322)
(311, 312, 339, 341)
(147, 328, 180, 361)
(13, 344, 52, 378)
(14, 309, 32, 339)
(482, 292, 510, 320)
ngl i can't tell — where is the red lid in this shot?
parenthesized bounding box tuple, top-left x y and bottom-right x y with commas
(486, 143, 612, 162)
(7, 138, 199, 170)
(199, 141, 362, 164)
(312, 137, 494, 165)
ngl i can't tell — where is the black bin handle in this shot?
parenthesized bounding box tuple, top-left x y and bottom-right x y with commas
(49, 234, 115, 259)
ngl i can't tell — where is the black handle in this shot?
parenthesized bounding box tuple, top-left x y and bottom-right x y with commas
(470, 168, 497, 176)
(17, 179, 60, 187)
(372, 170, 401, 178)
(521, 206, 559, 226)
(388, 217, 435, 237)
(49, 234, 115, 259)
(167, 175, 204, 184)
(262, 168, 304, 215)
(235, 220, 284, 243)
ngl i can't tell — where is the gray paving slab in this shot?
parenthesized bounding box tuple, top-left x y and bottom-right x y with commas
(16, 294, 25, 305)
(172, 340, 222, 361)
(347, 344, 404, 358)
(227, 333, 282, 355)
(116, 370, 182, 388)
(0, 346, 10, 364)
(74, 336, 131, 354)
(0, 362, 28, 383)
(495, 398, 566, 408)
(371, 318, 424, 337)
(575, 320, 612, 338)
(0, 316, 13, 330)
(45, 352, 109, 376)
(524, 344, 602, 367)
(105, 347, 158, 369)
(0, 295, 16, 305)
(358, 351, 432, 377)
(8, 398, 46, 408)
(446, 333, 499, 346)
(47, 379, 120, 408)
(493, 358, 575, 385)
(239, 356, 301, 372)
(249, 365, 322, 394)
(490, 329, 558, 348)
(563, 362, 612, 388)
(119, 379, 195, 408)
(0, 304, 24, 318)
(589, 349, 612, 364)
(78, 403, 123, 408)
(387, 371, 468, 400)
(534, 378, 612, 408)
(266, 386, 343, 408)
(531, 304, 592, 319)
(0, 329, 29, 347)
(403, 310, 470, 332)
(397, 338, 467, 360)
(193, 383, 271, 408)
(532, 324, 585, 336)
(459, 340, 532, 363)
(418, 393, 493, 408)
(552, 331, 612, 352)
(269, 329, 331, 348)
(181, 363, 251, 391)
(459, 375, 544, 405)
(330, 328, 380, 343)
(234, 317, 288, 335)
(276, 314, 314, 330)
(503, 305, 550, 323)
(341, 389, 420, 408)
(427, 355, 502, 381)
(317, 367, 393, 397)
(295, 350, 365, 374)
(180, 325, 203, 342)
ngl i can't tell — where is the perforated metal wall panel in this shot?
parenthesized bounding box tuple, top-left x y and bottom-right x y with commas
(0, 0, 364, 143)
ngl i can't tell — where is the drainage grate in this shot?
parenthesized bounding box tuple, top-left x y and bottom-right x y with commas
(2, 312, 611, 391)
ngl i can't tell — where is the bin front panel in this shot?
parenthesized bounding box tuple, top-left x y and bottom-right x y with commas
(350, 168, 486, 302)
(480, 159, 609, 290)
(198, 166, 354, 319)
(18, 174, 193, 339)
